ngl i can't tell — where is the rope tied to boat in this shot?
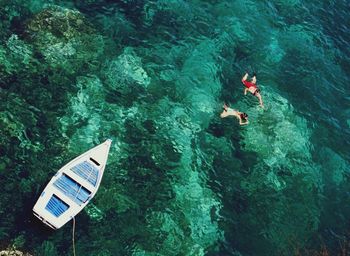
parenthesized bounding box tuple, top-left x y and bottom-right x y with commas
(72, 217, 76, 256)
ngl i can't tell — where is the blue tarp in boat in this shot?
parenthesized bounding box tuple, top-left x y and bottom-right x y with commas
(45, 194, 69, 217)
(71, 161, 99, 186)
(54, 174, 91, 205)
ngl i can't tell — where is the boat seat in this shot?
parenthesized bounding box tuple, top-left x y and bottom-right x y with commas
(71, 161, 99, 186)
(54, 174, 91, 205)
(45, 194, 69, 217)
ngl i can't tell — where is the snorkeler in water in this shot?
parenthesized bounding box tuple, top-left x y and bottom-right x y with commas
(242, 72, 264, 108)
(220, 103, 249, 125)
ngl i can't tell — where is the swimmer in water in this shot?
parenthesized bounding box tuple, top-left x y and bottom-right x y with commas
(242, 72, 264, 108)
(220, 103, 249, 125)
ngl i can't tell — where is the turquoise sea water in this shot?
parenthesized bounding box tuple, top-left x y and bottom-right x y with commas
(0, 0, 349, 255)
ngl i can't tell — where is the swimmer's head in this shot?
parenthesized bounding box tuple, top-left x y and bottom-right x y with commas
(240, 113, 248, 121)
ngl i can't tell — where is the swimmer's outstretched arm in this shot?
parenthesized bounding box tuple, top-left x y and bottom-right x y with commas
(251, 75, 257, 84)
(220, 111, 228, 118)
(242, 73, 248, 82)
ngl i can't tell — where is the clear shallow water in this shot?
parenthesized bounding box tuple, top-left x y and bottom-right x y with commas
(0, 0, 349, 255)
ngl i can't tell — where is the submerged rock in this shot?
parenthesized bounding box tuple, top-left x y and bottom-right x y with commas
(319, 147, 348, 186)
(104, 47, 151, 94)
(6, 34, 33, 66)
(0, 249, 32, 256)
(85, 203, 104, 221)
(0, 93, 42, 151)
(0, 34, 34, 79)
(147, 100, 223, 254)
(265, 34, 285, 64)
(237, 86, 321, 252)
(26, 5, 94, 40)
(34, 241, 58, 256)
(25, 5, 104, 72)
(241, 87, 319, 179)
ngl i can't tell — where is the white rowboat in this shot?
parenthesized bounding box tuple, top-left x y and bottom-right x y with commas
(33, 139, 112, 229)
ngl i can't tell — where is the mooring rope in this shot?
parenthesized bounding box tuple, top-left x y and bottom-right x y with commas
(72, 217, 76, 256)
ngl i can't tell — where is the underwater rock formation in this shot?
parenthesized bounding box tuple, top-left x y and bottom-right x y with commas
(26, 5, 94, 40)
(84, 203, 104, 221)
(0, 93, 42, 151)
(0, 34, 35, 84)
(25, 5, 104, 72)
(0, 249, 32, 256)
(103, 47, 151, 94)
(237, 87, 321, 252)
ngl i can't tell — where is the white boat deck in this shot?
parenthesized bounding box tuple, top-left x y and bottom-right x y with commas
(33, 140, 111, 229)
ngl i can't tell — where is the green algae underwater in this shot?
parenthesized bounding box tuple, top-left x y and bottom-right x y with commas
(0, 0, 349, 255)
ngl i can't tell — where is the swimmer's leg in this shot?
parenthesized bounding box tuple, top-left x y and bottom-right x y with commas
(256, 92, 264, 108)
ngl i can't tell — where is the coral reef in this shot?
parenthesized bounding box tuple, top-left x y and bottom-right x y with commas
(103, 47, 150, 94)
(0, 250, 32, 256)
(25, 5, 104, 73)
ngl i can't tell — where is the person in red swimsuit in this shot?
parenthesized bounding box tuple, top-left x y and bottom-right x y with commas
(242, 72, 264, 108)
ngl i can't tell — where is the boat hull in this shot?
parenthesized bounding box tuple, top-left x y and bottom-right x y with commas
(33, 139, 112, 229)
